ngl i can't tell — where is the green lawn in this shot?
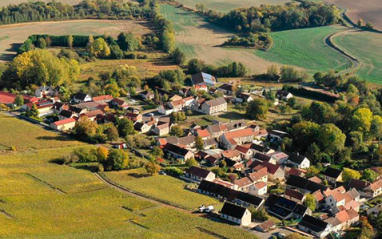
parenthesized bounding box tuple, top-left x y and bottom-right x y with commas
(105, 169, 221, 210)
(332, 30, 382, 84)
(256, 26, 351, 73)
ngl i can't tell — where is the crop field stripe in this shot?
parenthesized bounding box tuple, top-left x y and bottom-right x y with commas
(24, 173, 66, 194)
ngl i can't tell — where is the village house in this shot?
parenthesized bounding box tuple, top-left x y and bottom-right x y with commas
(286, 153, 310, 169)
(284, 189, 306, 203)
(364, 180, 382, 198)
(235, 144, 254, 160)
(265, 194, 310, 220)
(217, 83, 234, 95)
(73, 92, 92, 103)
(233, 191, 264, 209)
(250, 143, 274, 154)
(298, 215, 332, 239)
(80, 109, 104, 122)
(276, 90, 293, 101)
(191, 97, 227, 115)
(58, 109, 75, 120)
(219, 202, 252, 226)
(198, 179, 235, 200)
(268, 130, 289, 143)
(333, 209, 359, 230)
(35, 86, 59, 98)
(191, 72, 217, 86)
(163, 143, 194, 162)
(152, 122, 170, 136)
(140, 90, 154, 100)
(109, 98, 129, 109)
(92, 95, 113, 103)
(222, 149, 241, 162)
(255, 220, 276, 233)
(234, 177, 253, 192)
(22, 101, 54, 117)
(249, 181, 267, 196)
(220, 128, 256, 149)
(134, 122, 152, 134)
(286, 175, 328, 194)
(367, 204, 382, 216)
(50, 118, 76, 132)
(323, 167, 343, 185)
(235, 92, 253, 103)
(184, 166, 216, 182)
(206, 123, 227, 139)
(248, 160, 285, 182)
(125, 112, 143, 122)
(76, 102, 109, 112)
(224, 120, 247, 131)
(52, 102, 68, 113)
(268, 151, 289, 164)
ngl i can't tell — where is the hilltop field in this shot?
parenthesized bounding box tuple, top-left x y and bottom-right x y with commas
(0, 20, 150, 62)
(0, 113, 257, 239)
(332, 30, 382, 84)
(160, 4, 350, 75)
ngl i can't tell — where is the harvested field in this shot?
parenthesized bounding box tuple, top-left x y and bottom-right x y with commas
(176, 0, 291, 12)
(0, 20, 151, 62)
(332, 30, 382, 84)
(327, 0, 382, 31)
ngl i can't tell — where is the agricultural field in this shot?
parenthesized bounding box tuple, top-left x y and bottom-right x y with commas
(105, 168, 221, 210)
(0, 113, 83, 150)
(0, 20, 151, 62)
(176, 0, 291, 12)
(0, 0, 83, 7)
(327, 0, 382, 31)
(332, 30, 382, 84)
(0, 114, 257, 239)
(255, 26, 351, 73)
(160, 4, 352, 75)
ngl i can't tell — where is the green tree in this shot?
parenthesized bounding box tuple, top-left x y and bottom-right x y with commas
(195, 136, 204, 150)
(118, 118, 134, 137)
(371, 115, 382, 143)
(292, 121, 320, 152)
(151, 146, 164, 158)
(363, 169, 378, 183)
(352, 108, 373, 132)
(37, 38, 46, 49)
(14, 95, 24, 106)
(185, 157, 198, 167)
(171, 47, 186, 65)
(29, 103, 39, 118)
(68, 35, 73, 48)
(304, 194, 317, 211)
(73, 117, 99, 142)
(145, 160, 161, 175)
(95, 146, 109, 163)
(110, 44, 123, 59)
(342, 168, 361, 183)
(170, 125, 184, 137)
(162, 30, 175, 53)
(104, 149, 129, 171)
(317, 123, 346, 156)
(105, 125, 119, 141)
(90, 38, 111, 58)
(246, 98, 269, 120)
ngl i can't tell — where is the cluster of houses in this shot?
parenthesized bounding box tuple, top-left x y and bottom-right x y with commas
(161, 120, 382, 237)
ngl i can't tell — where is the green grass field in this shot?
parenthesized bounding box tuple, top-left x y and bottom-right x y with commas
(0, 113, 83, 150)
(256, 26, 351, 73)
(176, 0, 291, 12)
(160, 4, 352, 75)
(105, 168, 221, 210)
(0, 114, 257, 238)
(332, 30, 382, 84)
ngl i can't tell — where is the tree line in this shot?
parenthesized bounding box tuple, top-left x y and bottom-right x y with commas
(197, 1, 339, 33)
(0, 0, 154, 25)
(222, 33, 272, 50)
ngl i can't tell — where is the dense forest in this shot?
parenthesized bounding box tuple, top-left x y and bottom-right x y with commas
(0, 0, 154, 25)
(197, 1, 339, 33)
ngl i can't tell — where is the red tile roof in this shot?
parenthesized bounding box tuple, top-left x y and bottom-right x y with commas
(196, 129, 210, 138)
(0, 91, 16, 104)
(92, 95, 113, 102)
(222, 149, 241, 158)
(370, 180, 382, 191)
(53, 118, 76, 126)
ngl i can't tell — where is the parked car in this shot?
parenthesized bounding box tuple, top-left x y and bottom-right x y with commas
(198, 205, 214, 213)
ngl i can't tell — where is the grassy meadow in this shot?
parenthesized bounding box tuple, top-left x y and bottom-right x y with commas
(0, 0, 83, 7)
(160, 4, 352, 75)
(0, 114, 257, 238)
(332, 30, 382, 83)
(256, 26, 351, 73)
(0, 20, 150, 61)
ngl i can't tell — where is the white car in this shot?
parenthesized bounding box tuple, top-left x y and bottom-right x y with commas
(198, 205, 214, 213)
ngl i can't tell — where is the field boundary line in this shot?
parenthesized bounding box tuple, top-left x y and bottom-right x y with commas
(93, 172, 198, 215)
(24, 173, 66, 194)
